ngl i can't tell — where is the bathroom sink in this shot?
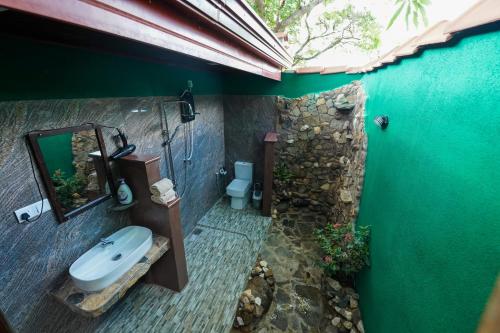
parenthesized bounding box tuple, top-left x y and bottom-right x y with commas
(70, 226, 153, 292)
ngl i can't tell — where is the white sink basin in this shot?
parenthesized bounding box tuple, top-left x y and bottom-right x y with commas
(70, 226, 153, 292)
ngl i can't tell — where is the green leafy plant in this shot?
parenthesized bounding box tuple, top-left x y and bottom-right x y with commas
(315, 222, 370, 278)
(51, 169, 86, 210)
(274, 162, 294, 182)
(387, 0, 429, 29)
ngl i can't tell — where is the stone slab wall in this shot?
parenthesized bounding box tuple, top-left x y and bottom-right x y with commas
(0, 96, 224, 332)
(223, 96, 277, 185)
(274, 82, 367, 225)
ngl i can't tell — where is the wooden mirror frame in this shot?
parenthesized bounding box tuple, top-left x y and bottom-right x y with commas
(27, 124, 115, 223)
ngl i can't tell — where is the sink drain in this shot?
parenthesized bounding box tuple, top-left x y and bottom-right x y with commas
(112, 253, 122, 261)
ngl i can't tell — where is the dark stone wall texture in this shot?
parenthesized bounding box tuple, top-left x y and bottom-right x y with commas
(0, 96, 224, 332)
(223, 95, 277, 185)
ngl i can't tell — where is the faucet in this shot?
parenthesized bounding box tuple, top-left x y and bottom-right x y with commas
(99, 238, 114, 247)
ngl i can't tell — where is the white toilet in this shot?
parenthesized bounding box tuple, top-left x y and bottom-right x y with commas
(226, 161, 253, 209)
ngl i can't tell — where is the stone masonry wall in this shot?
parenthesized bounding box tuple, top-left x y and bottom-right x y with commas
(274, 81, 367, 225)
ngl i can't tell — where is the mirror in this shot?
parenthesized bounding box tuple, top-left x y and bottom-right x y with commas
(27, 124, 115, 223)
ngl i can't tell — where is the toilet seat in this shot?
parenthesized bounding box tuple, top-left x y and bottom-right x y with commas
(227, 179, 251, 197)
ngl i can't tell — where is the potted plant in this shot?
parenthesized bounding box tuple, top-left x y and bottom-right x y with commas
(314, 222, 370, 286)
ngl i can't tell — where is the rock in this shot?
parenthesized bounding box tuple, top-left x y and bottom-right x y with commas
(243, 303, 254, 313)
(295, 285, 322, 307)
(259, 260, 268, 268)
(247, 277, 272, 314)
(266, 277, 275, 286)
(332, 317, 342, 326)
(313, 126, 321, 134)
(276, 202, 289, 213)
(321, 183, 330, 191)
(316, 98, 326, 106)
(357, 320, 365, 333)
(300, 124, 310, 131)
(254, 305, 264, 317)
(326, 277, 342, 291)
(241, 296, 250, 304)
(292, 198, 309, 207)
(349, 297, 358, 309)
(264, 268, 273, 278)
(318, 105, 328, 113)
(271, 310, 288, 331)
(340, 190, 353, 203)
(236, 316, 244, 326)
(335, 306, 352, 321)
(334, 94, 355, 112)
(343, 321, 353, 329)
(325, 325, 340, 333)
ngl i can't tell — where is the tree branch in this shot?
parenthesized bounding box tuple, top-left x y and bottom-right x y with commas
(293, 24, 360, 65)
(274, 0, 323, 32)
(254, 0, 265, 18)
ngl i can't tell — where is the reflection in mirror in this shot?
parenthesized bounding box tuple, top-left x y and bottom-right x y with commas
(27, 124, 114, 223)
(38, 130, 109, 213)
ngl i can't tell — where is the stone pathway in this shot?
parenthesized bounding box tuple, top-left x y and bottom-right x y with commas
(251, 206, 330, 333)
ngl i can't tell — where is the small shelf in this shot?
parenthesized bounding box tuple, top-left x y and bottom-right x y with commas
(51, 234, 170, 317)
(108, 200, 138, 212)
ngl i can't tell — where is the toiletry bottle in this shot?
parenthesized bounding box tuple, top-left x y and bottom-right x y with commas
(117, 178, 133, 205)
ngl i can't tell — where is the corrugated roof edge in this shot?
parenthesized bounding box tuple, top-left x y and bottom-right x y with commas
(291, 0, 499, 75)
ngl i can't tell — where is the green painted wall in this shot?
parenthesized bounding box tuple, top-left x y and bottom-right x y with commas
(0, 36, 224, 101)
(356, 29, 500, 333)
(0, 36, 359, 101)
(38, 133, 75, 177)
(223, 71, 362, 98)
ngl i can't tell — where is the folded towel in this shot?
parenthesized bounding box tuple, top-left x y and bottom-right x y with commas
(151, 189, 177, 205)
(150, 178, 174, 196)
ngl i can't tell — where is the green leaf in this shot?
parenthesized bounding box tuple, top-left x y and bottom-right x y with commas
(404, 2, 412, 28)
(387, 2, 405, 29)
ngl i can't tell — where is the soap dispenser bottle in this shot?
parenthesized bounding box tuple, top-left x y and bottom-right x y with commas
(117, 178, 133, 205)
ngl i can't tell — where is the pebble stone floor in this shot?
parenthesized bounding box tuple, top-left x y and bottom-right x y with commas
(90, 197, 271, 333)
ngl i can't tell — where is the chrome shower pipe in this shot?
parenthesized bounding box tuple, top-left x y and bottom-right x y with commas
(160, 100, 177, 188)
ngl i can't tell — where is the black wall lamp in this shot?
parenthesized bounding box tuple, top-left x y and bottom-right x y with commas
(374, 115, 389, 130)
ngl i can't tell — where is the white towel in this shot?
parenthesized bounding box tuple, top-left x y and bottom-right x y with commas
(150, 178, 174, 196)
(151, 189, 177, 205)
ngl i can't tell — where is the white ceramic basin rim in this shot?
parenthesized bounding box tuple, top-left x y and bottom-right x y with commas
(70, 226, 153, 292)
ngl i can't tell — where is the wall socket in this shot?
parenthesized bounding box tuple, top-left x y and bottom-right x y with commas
(14, 198, 51, 223)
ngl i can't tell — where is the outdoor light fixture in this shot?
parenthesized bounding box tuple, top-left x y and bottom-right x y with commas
(374, 115, 389, 130)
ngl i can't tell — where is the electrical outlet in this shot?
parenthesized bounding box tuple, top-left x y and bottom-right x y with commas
(14, 199, 51, 223)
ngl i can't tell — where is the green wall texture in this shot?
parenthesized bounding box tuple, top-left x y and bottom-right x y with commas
(356, 29, 500, 333)
(0, 36, 359, 101)
(38, 133, 75, 177)
(223, 71, 362, 98)
(0, 36, 225, 101)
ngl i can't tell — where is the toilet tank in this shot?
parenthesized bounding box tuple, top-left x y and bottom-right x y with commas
(234, 161, 253, 182)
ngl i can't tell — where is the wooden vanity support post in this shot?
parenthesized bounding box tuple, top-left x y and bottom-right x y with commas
(118, 154, 188, 292)
(263, 132, 278, 217)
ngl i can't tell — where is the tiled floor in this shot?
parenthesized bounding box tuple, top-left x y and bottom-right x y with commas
(94, 198, 271, 333)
